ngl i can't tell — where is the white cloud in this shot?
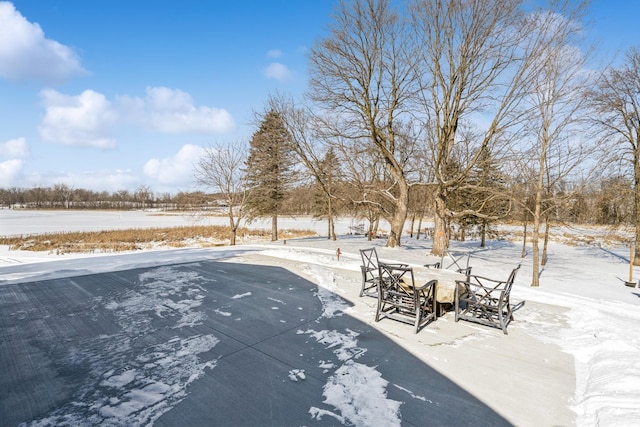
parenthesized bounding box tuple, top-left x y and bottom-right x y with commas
(0, 137, 29, 158)
(118, 86, 235, 134)
(264, 62, 292, 81)
(0, 137, 28, 186)
(37, 86, 234, 150)
(0, 1, 87, 83)
(264, 62, 293, 81)
(0, 158, 24, 186)
(143, 144, 206, 186)
(38, 89, 118, 149)
(267, 49, 282, 58)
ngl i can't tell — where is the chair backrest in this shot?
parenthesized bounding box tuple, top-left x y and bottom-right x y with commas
(504, 264, 521, 294)
(443, 250, 471, 271)
(378, 262, 414, 294)
(360, 248, 379, 272)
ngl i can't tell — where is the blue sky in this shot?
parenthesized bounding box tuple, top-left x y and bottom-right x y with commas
(0, 1, 637, 195)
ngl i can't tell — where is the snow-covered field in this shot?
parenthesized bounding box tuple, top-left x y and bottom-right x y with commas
(1, 209, 639, 426)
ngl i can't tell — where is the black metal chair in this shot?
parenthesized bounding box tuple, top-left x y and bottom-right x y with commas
(375, 263, 437, 333)
(359, 248, 407, 297)
(359, 248, 380, 297)
(454, 265, 520, 334)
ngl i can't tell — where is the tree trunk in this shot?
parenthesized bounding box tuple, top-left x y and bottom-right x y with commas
(521, 218, 528, 258)
(228, 206, 237, 246)
(531, 159, 546, 287)
(432, 188, 448, 256)
(386, 209, 406, 247)
(480, 220, 486, 248)
(531, 210, 541, 286)
(271, 214, 278, 241)
(635, 156, 640, 265)
(386, 181, 409, 247)
(409, 213, 416, 238)
(327, 196, 336, 240)
(542, 216, 550, 266)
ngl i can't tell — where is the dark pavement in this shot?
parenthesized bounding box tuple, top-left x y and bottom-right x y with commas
(1, 259, 509, 426)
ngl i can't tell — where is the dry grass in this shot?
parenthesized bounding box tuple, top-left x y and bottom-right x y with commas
(489, 223, 633, 247)
(0, 226, 317, 254)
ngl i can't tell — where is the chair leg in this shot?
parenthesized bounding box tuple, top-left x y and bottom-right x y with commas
(359, 267, 366, 297)
(375, 291, 383, 322)
(507, 301, 514, 321)
(498, 309, 508, 335)
(413, 294, 421, 333)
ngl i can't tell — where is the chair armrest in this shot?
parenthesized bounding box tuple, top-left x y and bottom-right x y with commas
(467, 274, 508, 288)
(414, 279, 437, 292)
(381, 263, 412, 272)
(455, 279, 508, 295)
(455, 279, 473, 293)
(384, 262, 409, 269)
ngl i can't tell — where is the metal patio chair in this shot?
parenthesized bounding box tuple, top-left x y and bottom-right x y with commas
(375, 263, 437, 333)
(454, 264, 521, 334)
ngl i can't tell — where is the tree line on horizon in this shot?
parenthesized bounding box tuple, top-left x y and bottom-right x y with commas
(0, 172, 631, 232)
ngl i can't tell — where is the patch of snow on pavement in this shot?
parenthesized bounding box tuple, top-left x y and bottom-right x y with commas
(25, 265, 219, 426)
(302, 263, 402, 426)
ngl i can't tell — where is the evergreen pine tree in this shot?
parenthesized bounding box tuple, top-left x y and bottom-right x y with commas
(244, 109, 297, 241)
(463, 145, 510, 246)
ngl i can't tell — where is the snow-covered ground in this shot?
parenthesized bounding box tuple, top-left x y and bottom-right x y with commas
(1, 209, 639, 426)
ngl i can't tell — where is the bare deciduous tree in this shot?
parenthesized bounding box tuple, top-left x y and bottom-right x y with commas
(410, 0, 551, 256)
(194, 141, 248, 245)
(307, 0, 420, 247)
(587, 47, 640, 264)
(53, 183, 75, 209)
(338, 135, 388, 239)
(134, 185, 153, 209)
(512, 1, 592, 286)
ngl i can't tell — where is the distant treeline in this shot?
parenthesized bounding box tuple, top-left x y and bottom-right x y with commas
(0, 185, 221, 211)
(0, 175, 633, 228)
